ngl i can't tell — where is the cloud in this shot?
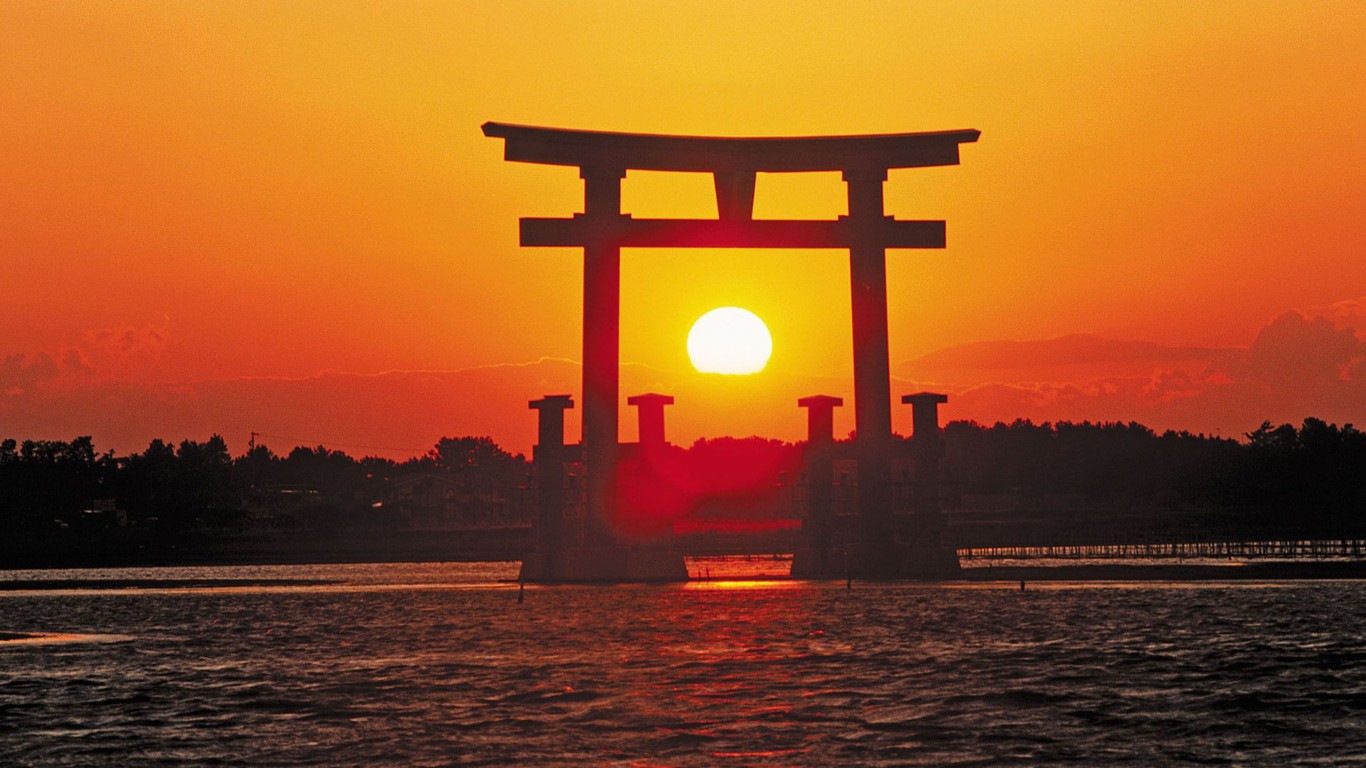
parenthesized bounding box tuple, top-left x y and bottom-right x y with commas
(1244, 310, 1364, 387)
(903, 334, 1235, 383)
(0, 355, 865, 459)
(0, 359, 587, 457)
(898, 301, 1366, 435)
(0, 353, 60, 395)
(0, 319, 170, 396)
(907, 334, 1230, 370)
(81, 319, 170, 359)
(1139, 366, 1236, 404)
(60, 347, 95, 374)
(947, 377, 1142, 426)
(1306, 296, 1366, 337)
(8, 300, 1366, 456)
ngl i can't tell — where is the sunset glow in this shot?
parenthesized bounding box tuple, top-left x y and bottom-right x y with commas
(687, 308, 773, 375)
(8, 5, 1366, 762)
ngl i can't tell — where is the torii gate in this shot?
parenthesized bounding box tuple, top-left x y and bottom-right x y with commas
(484, 122, 978, 580)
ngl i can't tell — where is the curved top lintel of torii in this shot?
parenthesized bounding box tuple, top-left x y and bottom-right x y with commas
(482, 122, 980, 175)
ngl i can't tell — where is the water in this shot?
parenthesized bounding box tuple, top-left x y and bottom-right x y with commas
(4, 563, 1366, 766)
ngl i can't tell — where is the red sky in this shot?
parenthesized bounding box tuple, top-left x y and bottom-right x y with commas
(4, 1, 1365, 458)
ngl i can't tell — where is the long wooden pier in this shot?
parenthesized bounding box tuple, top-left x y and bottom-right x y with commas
(958, 539, 1366, 561)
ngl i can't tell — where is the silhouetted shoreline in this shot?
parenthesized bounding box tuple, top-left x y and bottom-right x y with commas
(0, 578, 339, 591)
(0, 527, 531, 570)
(5, 555, 1366, 584)
(5, 419, 1365, 576)
(8, 520, 1366, 580)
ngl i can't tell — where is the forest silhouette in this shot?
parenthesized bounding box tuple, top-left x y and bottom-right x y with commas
(2, 417, 1363, 567)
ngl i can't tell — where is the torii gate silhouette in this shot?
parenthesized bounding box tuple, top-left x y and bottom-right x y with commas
(484, 122, 978, 581)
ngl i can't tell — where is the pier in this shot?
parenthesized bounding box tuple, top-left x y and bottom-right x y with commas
(959, 538, 1366, 561)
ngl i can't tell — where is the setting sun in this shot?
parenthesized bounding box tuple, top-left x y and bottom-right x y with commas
(687, 307, 773, 375)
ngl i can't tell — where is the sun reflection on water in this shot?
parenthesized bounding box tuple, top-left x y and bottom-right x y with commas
(682, 579, 802, 591)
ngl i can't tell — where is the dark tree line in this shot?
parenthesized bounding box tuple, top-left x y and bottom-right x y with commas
(940, 420, 1247, 505)
(3, 418, 1364, 540)
(937, 418, 1366, 534)
(0, 434, 529, 535)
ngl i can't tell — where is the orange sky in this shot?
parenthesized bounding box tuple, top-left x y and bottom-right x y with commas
(4, 1, 1365, 458)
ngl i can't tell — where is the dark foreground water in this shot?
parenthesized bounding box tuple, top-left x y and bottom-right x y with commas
(3, 563, 1366, 766)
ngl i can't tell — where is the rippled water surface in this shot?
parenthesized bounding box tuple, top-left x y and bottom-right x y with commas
(4, 563, 1366, 766)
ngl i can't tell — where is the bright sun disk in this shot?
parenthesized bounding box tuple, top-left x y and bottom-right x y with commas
(687, 307, 772, 375)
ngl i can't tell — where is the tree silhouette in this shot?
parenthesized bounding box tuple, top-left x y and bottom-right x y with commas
(427, 436, 527, 496)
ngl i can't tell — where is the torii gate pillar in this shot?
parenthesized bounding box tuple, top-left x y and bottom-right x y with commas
(580, 166, 626, 550)
(845, 168, 897, 575)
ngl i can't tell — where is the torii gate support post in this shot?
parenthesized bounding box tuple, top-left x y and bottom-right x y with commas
(905, 392, 948, 517)
(627, 393, 675, 449)
(792, 395, 843, 578)
(901, 392, 960, 575)
(523, 394, 575, 582)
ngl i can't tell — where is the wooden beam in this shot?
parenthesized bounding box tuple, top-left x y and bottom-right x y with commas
(519, 217, 947, 249)
(483, 123, 979, 174)
(713, 171, 756, 221)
